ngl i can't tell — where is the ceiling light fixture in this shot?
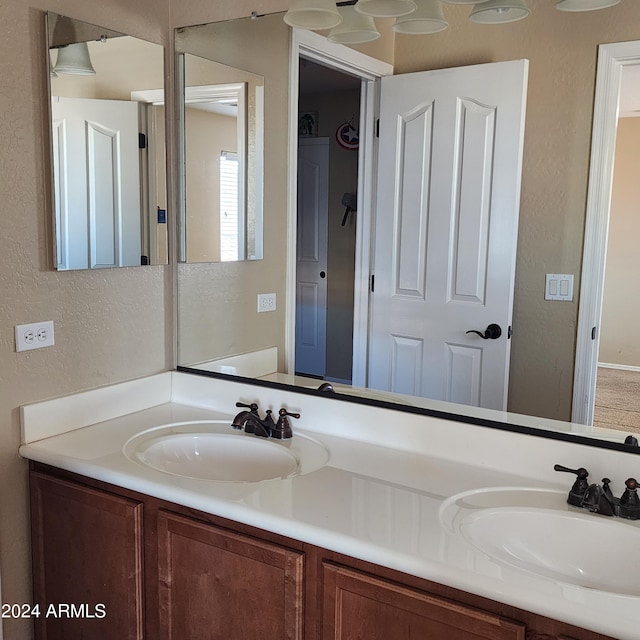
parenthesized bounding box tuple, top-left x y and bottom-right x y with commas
(393, 0, 449, 34)
(355, 0, 418, 18)
(555, 0, 621, 11)
(52, 42, 96, 76)
(469, 0, 531, 23)
(283, 0, 343, 30)
(329, 6, 381, 43)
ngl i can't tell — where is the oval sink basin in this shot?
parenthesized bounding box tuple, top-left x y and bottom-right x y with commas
(460, 506, 640, 596)
(440, 487, 640, 596)
(123, 420, 329, 483)
(133, 432, 299, 482)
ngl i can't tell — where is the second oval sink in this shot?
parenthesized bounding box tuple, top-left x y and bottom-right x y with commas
(460, 506, 640, 596)
(440, 487, 640, 596)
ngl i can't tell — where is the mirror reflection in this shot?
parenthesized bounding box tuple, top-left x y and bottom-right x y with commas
(178, 53, 264, 262)
(175, 5, 640, 446)
(47, 13, 167, 270)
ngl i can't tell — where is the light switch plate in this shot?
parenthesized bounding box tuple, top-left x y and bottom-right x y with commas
(545, 274, 574, 301)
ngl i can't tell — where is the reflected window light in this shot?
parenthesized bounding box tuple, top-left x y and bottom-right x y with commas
(220, 151, 240, 261)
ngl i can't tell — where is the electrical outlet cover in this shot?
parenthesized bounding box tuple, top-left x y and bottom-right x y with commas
(15, 320, 55, 352)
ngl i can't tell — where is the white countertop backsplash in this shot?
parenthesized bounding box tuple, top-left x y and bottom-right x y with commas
(19, 371, 640, 640)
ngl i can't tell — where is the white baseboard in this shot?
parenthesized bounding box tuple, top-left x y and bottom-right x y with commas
(598, 362, 640, 372)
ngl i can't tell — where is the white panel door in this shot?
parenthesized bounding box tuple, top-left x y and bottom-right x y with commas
(368, 60, 528, 410)
(51, 96, 141, 270)
(295, 138, 329, 377)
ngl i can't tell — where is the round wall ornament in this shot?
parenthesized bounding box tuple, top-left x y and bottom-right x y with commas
(336, 122, 359, 150)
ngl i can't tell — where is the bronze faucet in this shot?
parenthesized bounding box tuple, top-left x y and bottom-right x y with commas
(231, 402, 299, 439)
(554, 464, 640, 519)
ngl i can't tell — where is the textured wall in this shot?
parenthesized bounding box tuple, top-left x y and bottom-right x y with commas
(600, 117, 640, 367)
(176, 13, 291, 368)
(0, 0, 170, 637)
(393, 1, 640, 420)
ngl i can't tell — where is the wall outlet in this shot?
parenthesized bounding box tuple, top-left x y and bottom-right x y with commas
(257, 293, 276, 313)
(15, 320, 55, 352)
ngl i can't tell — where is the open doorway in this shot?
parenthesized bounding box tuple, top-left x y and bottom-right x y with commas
(592, 64, 640, 431)
(574, 41, 640, 427)
(294, 59, 361, 384)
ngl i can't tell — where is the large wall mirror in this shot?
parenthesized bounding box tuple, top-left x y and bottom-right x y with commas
(176, 5, 640, 450)
(47, 13, 167, 270)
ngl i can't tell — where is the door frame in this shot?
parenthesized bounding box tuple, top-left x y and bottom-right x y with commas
(573, 40, 640, 425)
(286, 29, 393, 381)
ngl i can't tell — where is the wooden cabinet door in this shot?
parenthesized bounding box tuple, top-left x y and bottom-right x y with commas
(322, 563, 525, 640)
(30, 472, 144, 640)
(157, 510, 304, 640)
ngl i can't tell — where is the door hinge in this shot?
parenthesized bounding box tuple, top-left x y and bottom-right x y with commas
(591, 326, 597, 340)
(371, 274, 375, 292)
(376, 119, 380, 138)
(138, 133, 147, 149)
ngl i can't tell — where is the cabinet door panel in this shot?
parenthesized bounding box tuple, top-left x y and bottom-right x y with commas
(157, 510, 304, 640)
(322, 563, 525, 640)
(30, 472, 144, 640)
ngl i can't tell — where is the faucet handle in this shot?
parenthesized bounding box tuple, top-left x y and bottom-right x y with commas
(272, 409, 300, 440)
(553, 464, 589, 478)
(235, 401, 259, 414)
(554, 464, 590, 506)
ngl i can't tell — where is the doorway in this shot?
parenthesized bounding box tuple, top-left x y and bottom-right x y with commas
(286, 30, 393, 384)
(592, 65, 640, 431)
(573, 42, 640, 427)
(295, 59, 361, 383)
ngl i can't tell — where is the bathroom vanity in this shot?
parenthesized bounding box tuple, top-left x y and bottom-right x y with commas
(30, 463, 606, 640)
(20, 372, 639, 640)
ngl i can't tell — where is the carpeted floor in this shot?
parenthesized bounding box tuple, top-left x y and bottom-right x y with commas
(594, 366, 640, 433)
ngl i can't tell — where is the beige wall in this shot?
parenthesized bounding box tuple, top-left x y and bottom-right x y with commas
(0, 1, 170, 636)
(393, 1, 640, 420)
(599, 117, 640, 366)
(176, 12, 291, 368)
(185, 108, 237, 262)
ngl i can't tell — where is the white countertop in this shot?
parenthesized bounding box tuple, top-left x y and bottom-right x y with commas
(19, 372, 640, 640)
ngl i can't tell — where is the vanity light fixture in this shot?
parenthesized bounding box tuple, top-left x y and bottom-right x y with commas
(329, 6, 381, 43)
(393, 0, 449, 33)
(469, 0, 531, 23)
(555, 0, 621, 11)
(283, 0, 343, 29)
(355, 0, 418, 18)
(52, 42, 96, 75)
